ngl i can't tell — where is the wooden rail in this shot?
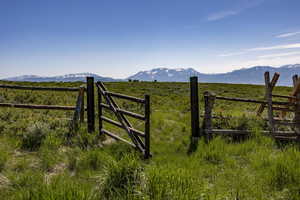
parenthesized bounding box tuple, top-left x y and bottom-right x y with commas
(215, 96, 294, 106)
(70, 86, 85, 133)
(0, 84, 81, 92)
(0, 103, 76, 110)
(100, 103, 145, 120)
(105, 91, 145, 104)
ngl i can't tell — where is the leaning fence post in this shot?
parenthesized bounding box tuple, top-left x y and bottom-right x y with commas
(292, 75, 300, 135)
(144, 94, 151, 159)
(79, 86, 85, 123)
(97, 82, 103, 135)
(190, 77, 200, 139)
(203, 91, 215, 141)
(87, 77, 95, 133)
(264, 72, 275, 134)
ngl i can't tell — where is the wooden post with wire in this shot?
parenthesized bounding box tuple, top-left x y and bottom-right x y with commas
(87, 77, 95, 133)
(144, 94, 151, 159)
(264, 72, 275, 134)
(190, 76, 200, 139)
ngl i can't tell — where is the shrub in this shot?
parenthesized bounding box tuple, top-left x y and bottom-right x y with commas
(21, 123, 48, 151)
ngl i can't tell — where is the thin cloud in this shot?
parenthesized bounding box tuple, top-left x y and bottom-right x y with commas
(207, 0, 265, 21)
(276, 31, 300, 38)
(219, 43, 300, 57)
(207, 10, 239, 21)
(259, 52, 300, 59)
(248, 43, 300, 51)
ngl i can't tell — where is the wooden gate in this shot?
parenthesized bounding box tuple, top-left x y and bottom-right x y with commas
(96, 82, 151, 159)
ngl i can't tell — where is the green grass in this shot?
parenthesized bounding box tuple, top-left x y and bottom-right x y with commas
(0, 80, 299, 199)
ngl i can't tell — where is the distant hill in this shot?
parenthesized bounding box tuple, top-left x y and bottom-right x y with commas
(3, 64, 300, 85)
(4, 73, 121, 82)
(128, 64, 300, 86)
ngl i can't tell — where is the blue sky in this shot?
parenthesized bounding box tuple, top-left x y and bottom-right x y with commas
(1, 0, 300, 78)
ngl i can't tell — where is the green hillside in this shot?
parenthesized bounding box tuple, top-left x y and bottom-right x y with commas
(0, 81, 299, 200)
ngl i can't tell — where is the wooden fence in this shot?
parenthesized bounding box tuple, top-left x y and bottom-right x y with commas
(96, 81, 151, 159)
(0, 83, 86, 134)
(190, 71, 300, 144)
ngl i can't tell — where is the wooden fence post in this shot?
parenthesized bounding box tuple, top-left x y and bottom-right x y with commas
(292, 75, 300, 135)
(293, 75, 298, 87)
(97, 82, 103, 135)
(79, 86, 85, 123)
(203, 91, 215, 140)
(87, 77, 95, 133)
(144, 94, 151, 159)
(190, 76, 200, 139)
(264, 72, 275, 134)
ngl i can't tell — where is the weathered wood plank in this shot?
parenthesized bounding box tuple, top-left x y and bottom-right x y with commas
(0, 103, 75, 110)
(203, 91, 215, 140)
(265, 71, 275, 134)
(0, 84, 81, 91)
(101, 129, 136, 148)
(101, 116, 145, 137)
(87, 77, 95, 133)
(257, 72, 280, 115)
(215, 96, 292, 106)
(144, 94, 151, 159)
(105, 91, 145, 104)
(100, 103, 145, 120)
(190, 77, 200, 139)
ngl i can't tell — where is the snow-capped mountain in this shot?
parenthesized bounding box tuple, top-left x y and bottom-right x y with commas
(128, 68, 201, 82)
(4, 73, 120, 82)
(3, 64, 300, 85)
(128, 64, 300, 85)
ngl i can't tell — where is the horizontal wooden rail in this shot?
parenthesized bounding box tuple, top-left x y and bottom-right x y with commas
(100, 103, 145, 120)
(272, 106, 295, 112)
(272, 94, 297, 100)
(206, 129, 299, 137)
(0, 84, 82, 92)
(101, 129, 136, 148)
(105, 91, 145, 104)
(101, 116, 145, 137)
(215, 96, 294, 106)
(0, 103, 76, 110)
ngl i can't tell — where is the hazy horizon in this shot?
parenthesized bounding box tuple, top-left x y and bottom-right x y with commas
(1, 0, 300, 79)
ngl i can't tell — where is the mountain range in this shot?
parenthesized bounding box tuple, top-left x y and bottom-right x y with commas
(3, 64, 300, 86)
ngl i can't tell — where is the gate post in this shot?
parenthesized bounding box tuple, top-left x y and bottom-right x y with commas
(144, 94, 151, 159)
(97, 82, 103, 135)
(87, 77, 95, 133)
(190, 76, 200, 139)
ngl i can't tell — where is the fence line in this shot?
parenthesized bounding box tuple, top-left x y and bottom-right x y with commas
(0, 84, 81, 92)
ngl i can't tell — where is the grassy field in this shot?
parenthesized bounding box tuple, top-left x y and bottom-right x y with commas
(0, 80, 300, 200)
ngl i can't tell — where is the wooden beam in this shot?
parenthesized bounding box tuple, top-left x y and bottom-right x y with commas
(100, 103, 145, 120)
(105, 91, 145, 104)
(190, 77, 200, 139)
(87, 77, 95, 133)
(144, 94, 151, 159)
(0, 103, 75, 110)
(257, 72, 280, 116)
(101, 116, 145, 137)
(101, 129, 136, 148)
(265, 72, 275, 134)
(0, 84, 81, 92)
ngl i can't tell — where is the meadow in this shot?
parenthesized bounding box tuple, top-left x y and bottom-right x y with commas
(0, 80, 300, 200)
